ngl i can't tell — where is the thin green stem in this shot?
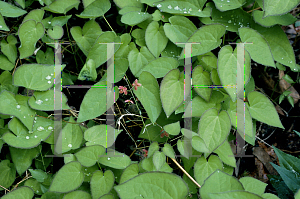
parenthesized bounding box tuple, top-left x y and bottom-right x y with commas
(103, 15, 115, 33)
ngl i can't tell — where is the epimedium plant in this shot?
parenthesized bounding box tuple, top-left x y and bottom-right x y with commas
(0, 0, 299, 198)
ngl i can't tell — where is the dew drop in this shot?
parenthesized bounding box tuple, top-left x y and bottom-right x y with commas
(26, 136, 29, 139)
(0, 26, 2, 28)
(48, 22, 51, 24)
(47, 81, 51, 84)
(37, 126, 44, 131)
(48, 126, 53, 130)
(29, 131, 33, 134)
(184, 11, 187, 13)
(36, 100, 43, 105)
(290, 61, 292, 63)
(220, 16, 223, 18)
(174, 6, 179, 10)
(227, 0, 230, 2)
(189, 8, 192, 12)
(34, 135, 38, 138)
(156, 4, 162, 8)
(198, 9, 201, 12)
(220, 5, 222, 7)
(108, 157, 110, 160)
(68, 144, 72, 148)
(45, 98, 48, 101)
(45, 75, 51, 80)
(228, 20, 232, 23)
(23, 116, 26, 118)
(234, 23, 236, 25)
(16, 105, 21, 109)
(51, 73, 53, 76)
(168, 5, 172, 9)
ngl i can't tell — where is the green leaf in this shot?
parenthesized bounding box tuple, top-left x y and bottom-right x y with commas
(121, 11, 152, 26)
(9, 146, 39, 175)
(295, 189, 300, 199)
(218, 45, 251, 101)
(0, 13, 9, 31)
(70, 20, 102, 56)
(247, 91, 284, 129)
(0, 160, 16, 191)
(153, 151, 166, 171)
(90, 170, 114, 199)
(24, 178, 42, 195)
(199, 54, 218, 72)
(198, 109, 231, 153)
(163, 121, 180, 136)
(47, 25, 63, 40)
(113, 0, 142, 9)
(63, 190, 92, 199)
(16, 0, 26, 9)
(86, 31, 121, 68)
(0, 91, 36, 131)
(200, 170, 244, 199)
(28, 169, 48, 183)
(1, 186, 34, 199)
(212, 0, 246, 11)
(203, 2, 253, 33)
(239, 176, 267, 195)
(1, 35, 17, 64)
(49, 161, 84, 193)
(44, 0, 80, 14)
(272, 146, 300, 174)
(28, 89, 69, 111)
(0, 55, 14, 71)
(252, 10, 296, 27)
(0, 1, 27, 17)
(114, 172, 188, 199)
(160, 69, 184, 118)
(254, 25, 297, 71)
(119, 163, 139, 184)
(36, 48, 54, 65)
(145, 21, 168, 57)
(23, 9, 45, 23)
(179, 24, 226, 59)
(238, 27, 275, 67)
(128, 46, 155, 77)
(194, 155, 223, 186)
(3, 116, 53, 149)
(209, 190, 263, 199)
(147, 142, 159, 158)
(227, 99, 254, 145)
(141, 57, 179, 78)
(141, 156, 173, 173)
(133, 71, 162, 123)
(153, 1, 211, 17)
(50, 15, 72, 26)
(55, 117, 83, 154)
(263, 0, 300, 18)
(132, 28, 146, 47)
(192, 135, 210, 153)
(13, 64, 59, 91)
(84, 125, 122, 148)
(163, 16, 197, 48)
(18, 20, 44, 59)
(75, 145, 105, 167)
(162, 143, 176, 159)
(98, 149, 131, 169)
(214, 141, 236, 168)
(192, 65, 212, 102)
(77, 81, 119, 123)
(183, 96, 217, 118)
(270, 163, 300, 193)
(261, 193, 280, 199)
(77, 0, 111, 18)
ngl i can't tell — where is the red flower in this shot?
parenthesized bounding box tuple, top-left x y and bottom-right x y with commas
(160, 130, 169, 138)
(132, 79, 142, 90)
(142, 149, 148, 157)
(118, 86, 128, 95)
